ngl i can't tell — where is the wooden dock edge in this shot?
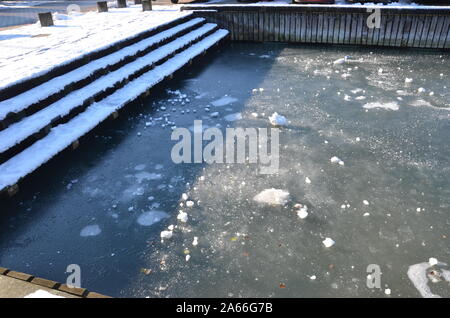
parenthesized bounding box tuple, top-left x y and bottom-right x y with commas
(181, 4, 450, 49)
(0, 267, 111, 298)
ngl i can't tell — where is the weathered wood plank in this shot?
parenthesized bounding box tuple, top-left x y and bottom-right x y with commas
(436, 15, 450, 48)
(426, 15, 439, 48)
(300, 12, 307, 43)
(419, 15, 432, 48)
(406, 15, 419, 47)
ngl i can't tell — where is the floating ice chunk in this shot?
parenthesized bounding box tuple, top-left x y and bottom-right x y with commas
(405, 78, 413, 83)
(224, 113, 242, 122)
(418, 87, 426, 93)
(192, 237, 199, 246)
(186, 200, 194, 208)
(356, 137, 360, 142)
(251, 112, 258, 118)
(297, 205, 309, 219)
(253, 188, 290, 206)
(363, 200, 370, 206)
(341, 204, 346, 209)
(186, 255, 191, 262)
(168, 224, 175, 231)
(181, 193, 188, 201)
(305, 177, 311, 184)
(384, 288, 391, 295)
(407, 262, 443, 298)
(363, 102, 399, 111)
(322, 237, 335, 248)
(160, 230, 173, 240)
(177, 211, 188, 223)
(80, 225, 101, 237)
(134, 164, 146, 171)
(210, 112, 219, 118)
(135, 172, 162, 183)
(330, 156, 344, 166)
(429, 258, 438, 266)
(310, 275, 317, 280)
(269, 112, 288, 126)
(137, 211, 169, 226)
(355, 96, 366, 100)
(333, 56, 351, 65)
(363, 213, 370, 217)
(344, 94, 351, 101)
(378, 68, 383, 74)
(351, 88, 363, 94)
(212, 96, 238, 107)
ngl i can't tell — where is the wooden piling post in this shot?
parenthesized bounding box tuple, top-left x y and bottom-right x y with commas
(38, 12, 53, 27)
(142, 0, 152, 11)
(97, 1, 108, 12)
(71, 140, 80, 150)
(117, 0, 127, 8)
(7, 184, 19, 197)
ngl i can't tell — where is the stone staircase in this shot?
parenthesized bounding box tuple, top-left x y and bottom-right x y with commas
(0, 16, 229, 195)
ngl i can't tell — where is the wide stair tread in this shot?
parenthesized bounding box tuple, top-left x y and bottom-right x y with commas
(0, 23, 219, 164)
(0, 17, 206, 127)
(0, 29, 229, 192)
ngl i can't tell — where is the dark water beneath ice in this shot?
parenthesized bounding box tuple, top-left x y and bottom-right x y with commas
(0, 43, 449, 298)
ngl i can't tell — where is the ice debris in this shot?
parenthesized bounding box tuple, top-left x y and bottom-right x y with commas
(253, 188, 290, 206)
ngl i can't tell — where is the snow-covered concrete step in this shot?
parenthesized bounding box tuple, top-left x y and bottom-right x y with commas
(0, 23, 219, 164)
(0, 13, 195, 102)
(0, 29, 229, 193)
(0, 17, 206, 130)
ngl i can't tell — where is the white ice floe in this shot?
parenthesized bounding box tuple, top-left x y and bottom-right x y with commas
(405, 78, 413, 83)
(192, 236, 199, 246)
(305, 177, 311, 184)
(211, 96, 238, 107)
(384, 288, 391, 295)
(224, 112, 242, 122)
(363, 200, 370, 206)
(333, 56, 351, 65)
(210, 111, 219, 118)
(407, 261, 450, 298)
(177, 211, 188, 223)
(363, 102, 399, 111)
(429, 258, 438, 266)
(186, 200, 194, 208)
(418, 87, 426, 93)
(80, 224, 101, 237)
(135, 171, 162, 183)
(330, 156, 344, 166)
(137, 210, 169, 226)
(297, 205, 309, 219)
(268, 112, 288, 126)
(253, 188, 290, 206)
(185, 254, 191, 262)
(310, 275, 317, 280)
(160, 230, 173, 240)
(322, 237, 335, 248)
(181, 193, 188, 201)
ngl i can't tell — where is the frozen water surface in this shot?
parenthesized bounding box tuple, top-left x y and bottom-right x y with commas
(0, 43, 449, 297)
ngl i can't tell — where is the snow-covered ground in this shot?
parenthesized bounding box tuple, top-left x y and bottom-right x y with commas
(0, 1, 55, 10)
(0, 5, 188, 91)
